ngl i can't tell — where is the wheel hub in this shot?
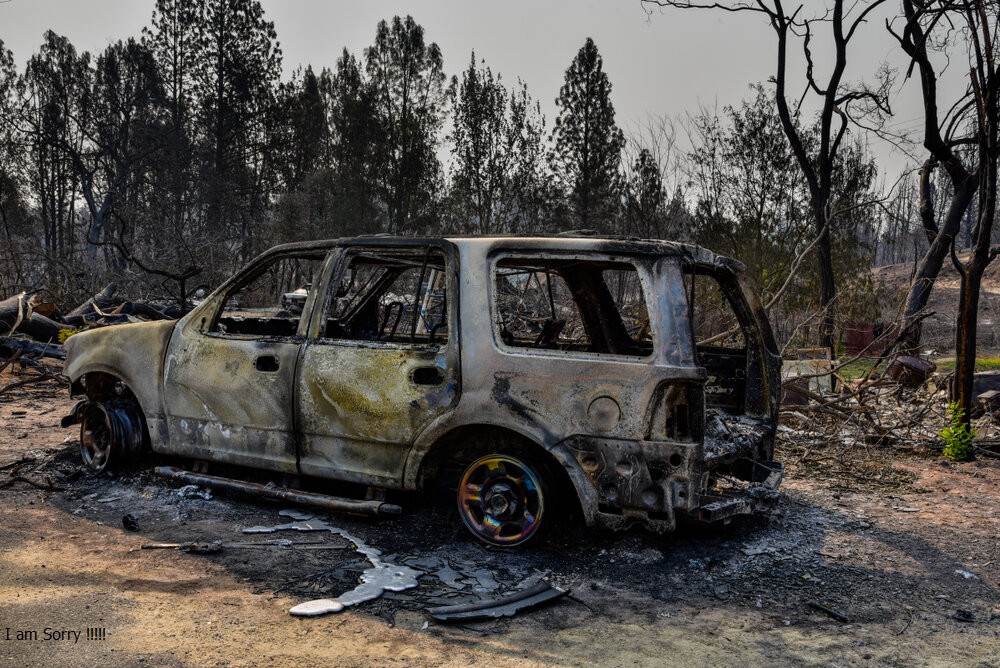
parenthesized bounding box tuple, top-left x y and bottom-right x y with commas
(484, 482, 519, 520)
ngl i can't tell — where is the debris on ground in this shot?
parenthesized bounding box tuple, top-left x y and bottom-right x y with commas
(2, 340, 999, 664)
(1, 284, 184, 366)
(426, 581, 570, 622)
(244, 512, 422, 617)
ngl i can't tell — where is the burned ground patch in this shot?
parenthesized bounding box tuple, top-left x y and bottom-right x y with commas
(2, 380, 999, 666)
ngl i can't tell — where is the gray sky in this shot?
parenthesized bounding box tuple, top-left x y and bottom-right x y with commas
(1, 0, 925, 176)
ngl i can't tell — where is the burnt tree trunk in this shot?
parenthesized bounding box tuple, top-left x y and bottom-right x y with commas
(897, 173, 977, 353)
(815, 207, 837, 354)
(953, 260, 985, 415)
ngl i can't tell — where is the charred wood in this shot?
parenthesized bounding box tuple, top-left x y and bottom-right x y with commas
(62, 283, 119, 326)
(0, 294, 64, 342)
(0, 337, 67, 360)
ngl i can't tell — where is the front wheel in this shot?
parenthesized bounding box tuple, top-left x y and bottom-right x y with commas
(456, 454, 546, 547)
(79, 400, 146, 473)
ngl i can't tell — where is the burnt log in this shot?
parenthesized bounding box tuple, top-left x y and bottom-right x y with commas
(0, 294, 64, 342)
(0, 293, 30, 328)
(14, 313, 63, 342)
(121, 301, 172, 321)
(0, 337, 67, 361)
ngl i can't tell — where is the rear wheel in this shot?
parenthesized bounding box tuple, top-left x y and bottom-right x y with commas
(79, 400, 146, 473)
(456, 454, 547, 547)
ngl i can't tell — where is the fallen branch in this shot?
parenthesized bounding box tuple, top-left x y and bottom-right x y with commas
(0, 373, 61, 393)
(0, 473, 64, 491)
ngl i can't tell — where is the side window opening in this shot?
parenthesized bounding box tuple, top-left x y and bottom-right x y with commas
(687, 270, 746, 350)
(685, 266, 748, 411)
(323, 248, 448, 345)
(494, 258, 653, 357)
(212, 255, 324, 338)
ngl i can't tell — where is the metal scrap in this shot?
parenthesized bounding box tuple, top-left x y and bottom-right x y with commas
(426, 581, 569, 622)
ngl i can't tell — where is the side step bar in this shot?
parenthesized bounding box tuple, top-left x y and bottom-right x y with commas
(155, 466, 402, 516)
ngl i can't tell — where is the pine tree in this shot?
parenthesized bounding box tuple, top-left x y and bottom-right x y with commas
(81, 39, 164, 271)
(450, 52, 546, 234)
(20, 31, 92, 263)
(365, 15, 448, 233)
(195, 0, 282, 262)
(0, 38, 32, 294)
(277, 66, 332, 191)
(625, 148, 664, 238)
(329, 50, 382, 235)
(550, 38, 625, 233)
(142, 0, 210, 268)
(0, 39, 27, 243)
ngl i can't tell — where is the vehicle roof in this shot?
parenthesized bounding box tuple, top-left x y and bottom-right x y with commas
(260, 234, 734, 269)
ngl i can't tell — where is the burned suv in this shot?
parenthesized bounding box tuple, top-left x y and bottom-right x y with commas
(63, 236, 782, 546)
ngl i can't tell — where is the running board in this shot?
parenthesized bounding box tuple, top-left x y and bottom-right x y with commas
(154, 466, 402, 516)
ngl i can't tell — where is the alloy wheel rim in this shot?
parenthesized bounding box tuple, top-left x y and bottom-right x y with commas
(457, 455, 544, 546)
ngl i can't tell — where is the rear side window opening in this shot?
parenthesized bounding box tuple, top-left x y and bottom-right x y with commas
(684, 264, 751, 412)
(321, 248, 449, 346)
(493, 256, 653, 357)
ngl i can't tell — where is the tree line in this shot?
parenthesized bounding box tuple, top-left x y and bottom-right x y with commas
(1, 1, 903, 305)
(3, 0, 986, 360)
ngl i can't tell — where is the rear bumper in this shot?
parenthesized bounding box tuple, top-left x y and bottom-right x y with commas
(566, 431, 783, 532)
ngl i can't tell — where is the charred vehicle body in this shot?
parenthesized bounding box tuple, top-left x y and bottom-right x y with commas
(63, 236, 783, 546)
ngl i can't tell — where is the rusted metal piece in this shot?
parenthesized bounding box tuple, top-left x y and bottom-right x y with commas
(154, 466, 402, 516)
(426, 582, 569, 622)
(886, 355, 936, 387)
(978, 390, 1000, 416)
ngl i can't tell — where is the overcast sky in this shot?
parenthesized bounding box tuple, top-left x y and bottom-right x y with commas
(1, 0, 926, 176)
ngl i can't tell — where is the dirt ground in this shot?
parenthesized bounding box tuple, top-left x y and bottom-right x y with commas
(1, 375, 999, 668)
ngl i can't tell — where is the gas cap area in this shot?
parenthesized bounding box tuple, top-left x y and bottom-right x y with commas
(587, 395, 621, 432)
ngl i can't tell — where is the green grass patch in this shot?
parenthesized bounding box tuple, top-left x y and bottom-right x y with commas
(835, 357, 879, 380)
(934, 357, 1000, 373)
(833, 356, 1000, 379)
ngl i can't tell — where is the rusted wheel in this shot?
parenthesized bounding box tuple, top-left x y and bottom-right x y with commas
(457, 454, 546, 547)
(79, 401, 146, 473)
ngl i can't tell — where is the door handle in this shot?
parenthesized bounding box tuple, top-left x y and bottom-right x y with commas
(255, 355, 280, 372)
(411, 366, 445, 386)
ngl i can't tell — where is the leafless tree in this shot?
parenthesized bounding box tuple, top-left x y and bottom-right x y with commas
(888, 0, 999, 426)
(643, 0, 891, 356)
